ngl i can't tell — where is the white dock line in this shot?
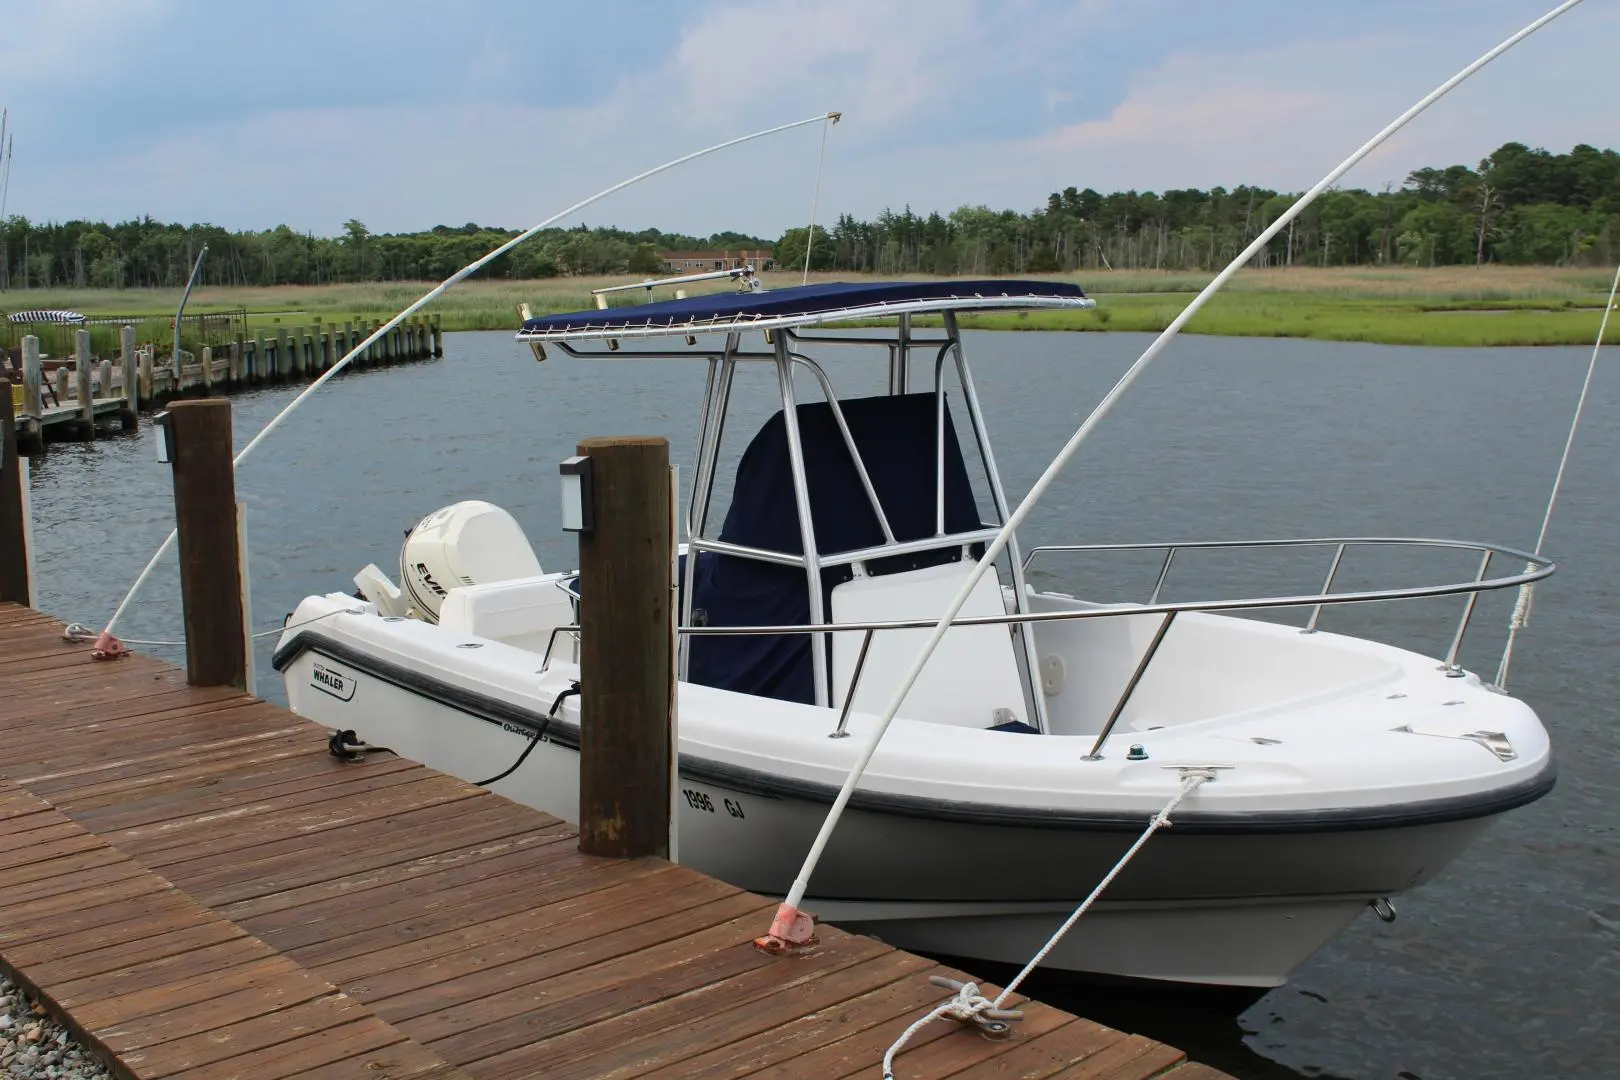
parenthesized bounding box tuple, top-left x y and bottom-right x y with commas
(1494, 259, 1620, 689)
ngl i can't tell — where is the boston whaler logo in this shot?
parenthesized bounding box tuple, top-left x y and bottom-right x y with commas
(311, 661, 358, 702)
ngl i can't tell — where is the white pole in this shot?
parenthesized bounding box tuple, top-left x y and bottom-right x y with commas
(801, 113, 839, 283)
(173, 245, 209, 379)
(1494, 258, 1620, 688)
(775, 0, 1587, 920)
(94, 111, 842, 647)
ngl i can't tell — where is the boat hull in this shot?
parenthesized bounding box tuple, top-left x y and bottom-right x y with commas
(281, 643, 1513, 989)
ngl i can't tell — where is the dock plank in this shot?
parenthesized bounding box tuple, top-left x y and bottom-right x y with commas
(0, 604, 1229, 1080)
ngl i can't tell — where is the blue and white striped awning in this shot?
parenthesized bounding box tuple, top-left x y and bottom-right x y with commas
(6, 310, 87, 325)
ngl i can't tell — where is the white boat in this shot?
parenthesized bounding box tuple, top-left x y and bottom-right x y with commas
(275, 279, 1556, 992)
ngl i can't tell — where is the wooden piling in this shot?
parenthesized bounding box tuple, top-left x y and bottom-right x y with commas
(97, 359, 112, 404)
(431, 313, 444, 356)
(1, 381, 34, 606)
(229, 338, 243, 384)
(119, 325, 139, 429)
(139, 345, 155, 404)
(274, 328, 289, 382)
(575, 435, 674, 859)
(19, 336, 41, 417)
(200, 345, 215, 392)
(254, 330, 267, 382)
(165, 399, 248, 689)
(171, 336, 184, 393)
(15, 338, 42, 455)
(74, 330, 95, 440)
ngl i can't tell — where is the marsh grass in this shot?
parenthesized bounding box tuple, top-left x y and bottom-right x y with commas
(4, 266, 1614, 347)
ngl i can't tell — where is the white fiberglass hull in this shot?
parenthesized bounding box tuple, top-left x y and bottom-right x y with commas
(276, 606, 1547, 989)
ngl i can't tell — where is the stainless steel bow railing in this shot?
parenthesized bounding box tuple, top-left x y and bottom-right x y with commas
(538, 536, 1555, 759)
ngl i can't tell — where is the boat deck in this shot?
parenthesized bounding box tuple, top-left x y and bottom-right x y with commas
(0, 602, 1228, 1080)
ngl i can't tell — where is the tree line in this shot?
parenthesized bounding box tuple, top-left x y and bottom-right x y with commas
(2, 141, 1614, 291)
(0, 217, 769, 291)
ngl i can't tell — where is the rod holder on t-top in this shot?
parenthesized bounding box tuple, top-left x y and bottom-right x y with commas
(589, 266, 763, 310)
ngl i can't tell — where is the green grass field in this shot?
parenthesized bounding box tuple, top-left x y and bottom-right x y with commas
(4, 266, 1615, 348)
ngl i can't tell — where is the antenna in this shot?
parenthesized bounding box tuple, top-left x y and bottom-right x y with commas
(0, 133, 13, 222)
(800, 111, 840, 284)
(0, 110, 11, 222)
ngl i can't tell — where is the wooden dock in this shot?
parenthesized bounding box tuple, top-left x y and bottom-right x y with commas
(0, 603, 1228, 1080)
(5, 315, 443, 452)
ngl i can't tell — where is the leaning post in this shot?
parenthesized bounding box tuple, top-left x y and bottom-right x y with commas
(164, 399, 249, 689)
(572, 436, 674, 859)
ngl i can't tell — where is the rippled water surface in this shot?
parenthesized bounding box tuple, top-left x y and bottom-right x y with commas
(24, 329, 1620, 1079)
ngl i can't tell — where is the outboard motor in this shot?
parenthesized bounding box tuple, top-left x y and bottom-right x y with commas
(399, 501, 543, 623)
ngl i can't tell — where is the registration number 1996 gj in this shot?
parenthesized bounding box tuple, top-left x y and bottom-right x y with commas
(682, 788, 745, 818)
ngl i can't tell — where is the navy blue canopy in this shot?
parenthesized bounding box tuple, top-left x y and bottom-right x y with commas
(517, 280, 1090, 341)
(688, 391, 984, 705)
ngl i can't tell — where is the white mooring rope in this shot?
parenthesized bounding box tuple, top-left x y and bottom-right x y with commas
(1494, 260, 1620, 690)
(778, 0, 1586, 922)
(881, 771, 1212, 1078)
(64, 607, 363, 649)
(93, 111, 842, 646)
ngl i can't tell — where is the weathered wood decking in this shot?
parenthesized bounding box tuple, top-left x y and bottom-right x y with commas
(0, 603, 1229, 1080)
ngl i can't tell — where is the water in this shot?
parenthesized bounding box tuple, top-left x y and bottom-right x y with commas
(23, 330, 1620, 1079)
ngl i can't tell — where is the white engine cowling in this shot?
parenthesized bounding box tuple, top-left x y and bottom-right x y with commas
(400, 501, 543, 623)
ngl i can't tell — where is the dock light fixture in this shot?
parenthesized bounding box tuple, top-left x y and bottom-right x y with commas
(559, 455, 594, 533)
(153, 411, 173, 463)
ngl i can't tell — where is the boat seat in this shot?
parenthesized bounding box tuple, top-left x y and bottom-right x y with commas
(830, 559, 1026, 728)
(437, 574, 575, 654)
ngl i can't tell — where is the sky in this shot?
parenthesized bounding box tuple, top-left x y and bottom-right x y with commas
(1, 0, 1615, 239)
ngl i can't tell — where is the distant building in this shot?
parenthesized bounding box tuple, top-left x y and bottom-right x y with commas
(660, 249, 776, 273)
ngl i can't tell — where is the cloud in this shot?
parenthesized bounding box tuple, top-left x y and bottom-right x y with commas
(836, 6, 1618, 216)
(19, 0, 991, 235)
(0, 0, 176, 83)
(7, 0, 1615, 236)
(664, 0, 977, 131)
